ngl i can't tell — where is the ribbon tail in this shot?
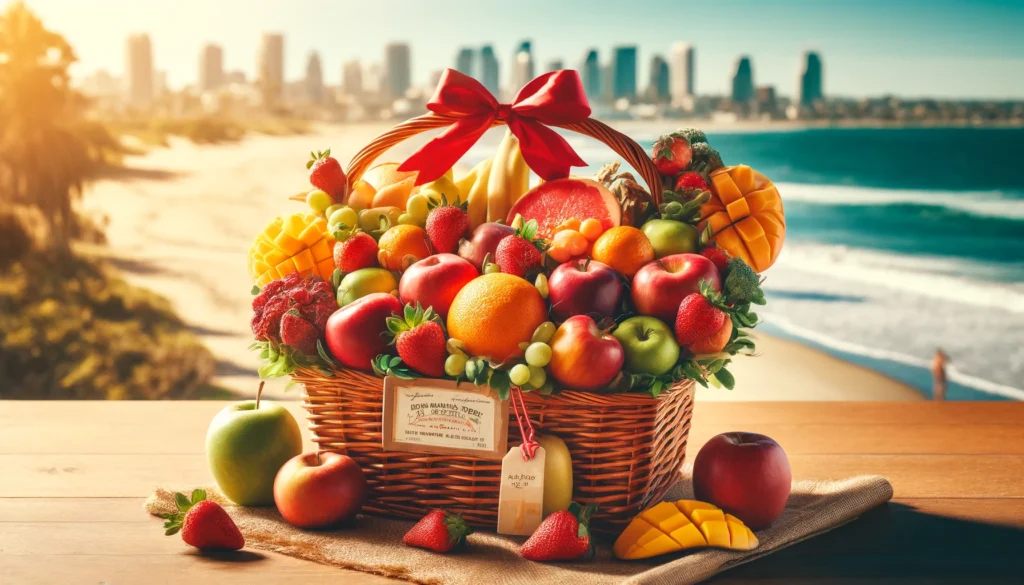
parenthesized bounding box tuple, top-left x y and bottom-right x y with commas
(398, 113, 495, 185)
(508, 118, 587, 182)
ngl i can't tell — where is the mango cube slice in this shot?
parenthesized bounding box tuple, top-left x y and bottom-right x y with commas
(247, 213, 344, 284)
(613, 499, 759, 560)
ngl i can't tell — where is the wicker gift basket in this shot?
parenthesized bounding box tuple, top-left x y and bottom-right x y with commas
(250, 69, 782, 535)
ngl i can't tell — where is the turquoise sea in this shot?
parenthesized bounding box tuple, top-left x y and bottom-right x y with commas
(471, 127, 1024, 400)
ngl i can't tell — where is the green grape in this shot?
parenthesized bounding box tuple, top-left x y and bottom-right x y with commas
(325, 204, 345, 219)
(446, 338, 467, 356)
(445, 354, 467, 377)
(465, 358, 479, 380)
(527, 365, 546, 389)
(306, 189, 333, 214)
(525, 343, 552, 367)
(530, 321, 556, 344)
(328, 206, 358, 229)
(509, 364, 531, 386)
(397, 213, 417, 225)
(534, 273, 549, 298)
(406, 194, 429, 221)
(484, 263, 501, 274)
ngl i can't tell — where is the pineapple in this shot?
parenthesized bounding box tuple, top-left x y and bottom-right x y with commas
(248, 213, 336, 286)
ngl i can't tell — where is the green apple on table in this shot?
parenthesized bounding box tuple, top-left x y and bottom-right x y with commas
(641, 219, 699, 259)
(613, 316, 681, 376)
(206, 384, 303, 506)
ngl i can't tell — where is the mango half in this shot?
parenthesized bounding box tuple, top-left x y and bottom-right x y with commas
(613, 499, 759, 560)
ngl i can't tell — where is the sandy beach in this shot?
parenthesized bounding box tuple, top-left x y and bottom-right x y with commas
(81, 122, 923, 401)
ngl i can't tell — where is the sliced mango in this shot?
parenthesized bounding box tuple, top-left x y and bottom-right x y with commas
(613, 499, 759, 560)
(700, 165, 785, 273)
(248, 213, 337, 284)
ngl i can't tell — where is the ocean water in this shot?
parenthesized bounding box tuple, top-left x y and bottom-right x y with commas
(468, 127, 1024, 400)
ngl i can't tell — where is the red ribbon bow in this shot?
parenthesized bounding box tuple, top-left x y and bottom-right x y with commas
(398, 69, 591, 185)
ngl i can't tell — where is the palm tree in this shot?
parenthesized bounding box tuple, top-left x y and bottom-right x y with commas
(0, 2, 115, 257)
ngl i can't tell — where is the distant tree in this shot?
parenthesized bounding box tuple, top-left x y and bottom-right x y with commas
(0, 2, 117, 257)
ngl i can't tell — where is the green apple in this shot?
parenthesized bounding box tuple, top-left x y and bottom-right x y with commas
(337, 267, 399, 307)
(206, 397, 303, 506)
(641, 219, 699, 259)
(612, 316, 681, 375)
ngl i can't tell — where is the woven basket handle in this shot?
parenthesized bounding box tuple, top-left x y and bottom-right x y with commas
(345, 113, 666, 206)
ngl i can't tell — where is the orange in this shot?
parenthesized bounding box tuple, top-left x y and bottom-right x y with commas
(371, 176, 416, 209)
(361, 162, 418, 192)
(446, 273, 547, 362)
(377, 225, 431, 271)
(591, 226, 655, 277)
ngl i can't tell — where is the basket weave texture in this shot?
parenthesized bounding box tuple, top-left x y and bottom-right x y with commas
(295, 367, 694, 534)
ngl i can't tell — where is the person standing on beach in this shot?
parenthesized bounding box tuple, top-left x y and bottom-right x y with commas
(931, 349, 948, 401)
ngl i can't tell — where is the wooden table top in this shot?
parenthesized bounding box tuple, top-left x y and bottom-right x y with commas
(3, 400, 1023, 584)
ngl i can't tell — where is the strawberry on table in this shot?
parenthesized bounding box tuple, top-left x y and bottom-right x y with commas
(425, 195, 470, 254)
(307, 148, 348, 201)
(651, 133, 693, 177)
(386, 303, 448, 378)
(160, 489, 244, 551)
(520, 502, 597, 562)
(495, 215, 546, 277)
(403, 509, 472, 553)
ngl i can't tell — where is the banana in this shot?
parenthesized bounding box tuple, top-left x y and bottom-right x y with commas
(487, 130, 517, 224)
(465, 158, 493, 230)
(455, 160, 484, 197)
(506, 138, 531, 205)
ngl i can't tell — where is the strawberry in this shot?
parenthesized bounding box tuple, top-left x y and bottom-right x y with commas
(675, 288, 727, 346)
(425, 194, 469, 254)
(307, 148, 348, 200)
(520, 502, 597, 562)
(403, 509, 472, 553)
(386, 303, 447, 377)
(160, 489, 244, 551)
(700, 245, 731, 275)
(280, 309, 319, 355)
(495, 216, 546, 277)
(674, 171, 710, 192)
(651, 133, 692, 177)
(333, 227, 379, 272)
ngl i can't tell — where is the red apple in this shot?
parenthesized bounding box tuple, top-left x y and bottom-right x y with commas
(325, 292, 402, 370)
(631, 254, 722, 322)
(399, 253, 478, 318)
(548, 315, 625, 391)
(548, 259, 623, 322)
(458, 222, 515, 270)
(274, 451, 367, 529)
(692, 432, 791, 529)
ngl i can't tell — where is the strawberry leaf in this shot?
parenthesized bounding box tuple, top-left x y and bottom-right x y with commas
(174, 492, 191, 512)
(190, 489, 207, 504)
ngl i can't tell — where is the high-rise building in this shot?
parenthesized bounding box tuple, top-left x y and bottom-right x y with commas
(342, 60, 363, 97)
(455, 47, 475, 77)
(257, 33, 285, 105)
(510, 40, 534, 93)
(579, 49, 601, 101)
(365, 63, 383, 99)
(480, 45, 499, 95)
(647, 55, 670, 103)
(799, 51, 823, 106)
(611, 45, 637, 101)
(545, 59, 564, 73)
(198, 44, 224, 93)
(225, 70, 246, 85)
(125, 34, 153, 106)
(384, 43, 411, 100)
(669, 42, 695, 107)
(731, 55, 755, 103)
(305, 52, 324, 104)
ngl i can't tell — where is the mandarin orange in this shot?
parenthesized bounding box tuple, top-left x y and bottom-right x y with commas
(446, 273, 547, 362)
(377, 225, 431, 271)
(590, 226, 655, 277)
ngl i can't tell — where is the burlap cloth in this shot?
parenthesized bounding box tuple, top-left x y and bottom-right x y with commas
(146, 473, 892, 585)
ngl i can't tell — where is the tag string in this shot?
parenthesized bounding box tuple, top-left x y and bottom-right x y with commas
(511, 387, 539, 461)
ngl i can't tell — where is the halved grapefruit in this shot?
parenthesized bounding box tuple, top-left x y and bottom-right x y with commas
(506, 178, 621, 239)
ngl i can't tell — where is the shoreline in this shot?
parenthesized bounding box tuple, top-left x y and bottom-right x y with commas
(82, 122, 925, 401)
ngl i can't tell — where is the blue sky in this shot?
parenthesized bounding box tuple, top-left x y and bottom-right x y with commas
(15, 0, 1024, 99)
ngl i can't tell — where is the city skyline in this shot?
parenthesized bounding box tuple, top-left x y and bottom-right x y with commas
(23, 0, 1024, 100)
